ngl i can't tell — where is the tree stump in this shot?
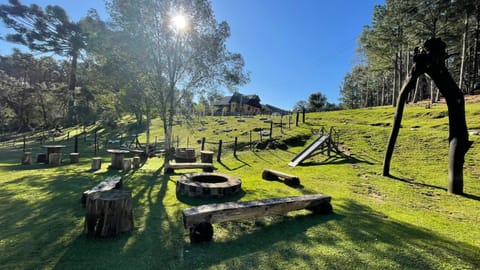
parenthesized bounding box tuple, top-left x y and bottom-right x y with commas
(21, 152, 32, 165)
(84, 189, 133, 237)
(91, 157, 102, 171)
(36, 153, 47, 163)
(123, 159, 132, 171)
(70, 153, 80, 164)
(200, 150, 214, 163)
(49, 153, 62, 166)
(132, 156, 140, 170)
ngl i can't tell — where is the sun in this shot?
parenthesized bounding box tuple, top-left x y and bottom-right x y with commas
(171, 14, 187, 30)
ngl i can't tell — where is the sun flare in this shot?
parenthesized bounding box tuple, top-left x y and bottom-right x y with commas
(171, 14, 187, 30)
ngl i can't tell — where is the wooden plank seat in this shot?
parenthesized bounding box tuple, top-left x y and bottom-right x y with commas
(182, 194, 332, 243)
(164, 162, 215, 174)
(81, 176, 122, 207)
(262, 169, 300, 187)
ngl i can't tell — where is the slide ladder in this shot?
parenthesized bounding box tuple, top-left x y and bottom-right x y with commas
(288, 135, 329, 167)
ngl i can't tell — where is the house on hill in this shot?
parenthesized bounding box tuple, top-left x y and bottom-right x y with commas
(215, 92, 262, 115)
(262, 104, 290, 115)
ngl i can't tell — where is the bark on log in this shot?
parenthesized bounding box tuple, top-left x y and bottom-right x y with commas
(84, 189, 133, 237)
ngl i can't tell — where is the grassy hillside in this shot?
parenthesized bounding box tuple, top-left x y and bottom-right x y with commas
(0, 99, 479, 269)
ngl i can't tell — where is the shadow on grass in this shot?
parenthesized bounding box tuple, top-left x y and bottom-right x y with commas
(386, 174, 448, 192)
(2, 162, 479, 269)
(301, 154, 375, 167)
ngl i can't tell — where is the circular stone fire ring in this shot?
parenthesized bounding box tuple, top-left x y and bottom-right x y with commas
(176, 172, 242, 198)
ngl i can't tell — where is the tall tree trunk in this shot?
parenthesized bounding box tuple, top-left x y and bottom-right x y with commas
(459, 11, 469, 91)
(392, 53, 398, 106)
(472, 7, 480, 92)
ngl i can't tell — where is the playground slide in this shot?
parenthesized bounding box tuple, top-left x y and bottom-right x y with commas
(288, 135, 329, 167)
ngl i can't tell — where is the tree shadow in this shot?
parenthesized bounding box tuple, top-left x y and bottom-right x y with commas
(385, 173, 448, 191)
(300, 154, 375, 167)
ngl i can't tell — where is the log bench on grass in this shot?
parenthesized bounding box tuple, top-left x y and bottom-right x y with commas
(262, 169, 300, 187)
(182, 194, 332, 243)
(164, 162, 215, 174)
(81, 176, 122, 207)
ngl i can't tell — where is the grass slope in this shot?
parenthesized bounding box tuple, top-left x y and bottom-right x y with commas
(0, 100, 479, 269)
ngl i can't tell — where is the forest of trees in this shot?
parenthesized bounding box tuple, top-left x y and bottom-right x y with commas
(0, 0, 248, 152)
(340, 0, 480, 109)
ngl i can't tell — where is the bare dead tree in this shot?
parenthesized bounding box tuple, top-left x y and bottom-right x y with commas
(383, 38, 473, 194)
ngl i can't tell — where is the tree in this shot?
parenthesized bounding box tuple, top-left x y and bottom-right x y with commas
(307, 92, 327, 112)
(292, 100, 307, 112)
(106, 0, 248, 162)
(0, 0, 87, 124)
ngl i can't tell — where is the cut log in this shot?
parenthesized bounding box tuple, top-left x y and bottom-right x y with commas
(21, 152, 32, 165)
(81, 176, 122, 206)
(262, 169, 300, 187)
(84, 189, 133, 237)
(123, 159, 132, 171)
(132, 156, 141, 170)
(183, 194, 332, 242)
(70, 152, 80, 164)
(200, 150, 214, 163)
(48, 153, 62, 166)
(91, 157, 102, 171)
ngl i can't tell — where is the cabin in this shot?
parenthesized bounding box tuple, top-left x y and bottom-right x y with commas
(215, 92, 262, 115)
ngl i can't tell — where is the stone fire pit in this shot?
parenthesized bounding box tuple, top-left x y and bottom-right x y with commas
(176, 172, 242, 198)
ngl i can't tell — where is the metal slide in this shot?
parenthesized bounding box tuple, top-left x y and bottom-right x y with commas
(288, 135, 329, 167)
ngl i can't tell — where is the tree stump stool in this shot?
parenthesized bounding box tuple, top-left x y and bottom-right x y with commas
(36, 153, 47, 163)
(91, 157, 102, 171)
(21, 152, 32, 165)
(200, 150, 214, 163)
(132, 156, 140, 170)
(123, 159, 132, 172)
(84, 189, 133, 237)
(70, 153, 80, 164)
(49, 153, 62, 166)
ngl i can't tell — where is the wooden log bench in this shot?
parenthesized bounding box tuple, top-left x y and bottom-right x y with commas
(164, 162, 215, 174)
(81, 176, 122, 207)
(182, 194, 332, 243)
(262, 169, 300, 187)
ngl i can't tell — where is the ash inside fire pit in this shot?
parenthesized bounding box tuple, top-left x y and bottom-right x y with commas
(176, 172, 242, 198)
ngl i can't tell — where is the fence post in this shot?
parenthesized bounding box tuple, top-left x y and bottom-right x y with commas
(94, 130, 97, 155)
(74, 135, 79, 153)
(234, 137, 238, 158)
(302, 108, 306, 123)
(296, 111, 299, 126)
(249, 131, 252, 150)
(201, 137, 205, 150)
(269, 121, 273, 140)
(217, 140, 222, 162)
(23, 135, 26, 152)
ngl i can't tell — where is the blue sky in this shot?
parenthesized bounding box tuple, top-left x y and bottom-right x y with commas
(0, 0, 384, 110)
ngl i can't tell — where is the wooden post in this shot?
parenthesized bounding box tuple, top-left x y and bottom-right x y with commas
(201, 137, 206, 151)
(200, 150, 214, 163)
(249, 131, 252, 150)
(132, 156, 141, 170)
(74, 135, 79, 153)
(296, 111, 299, 126)
(91, 157, 102, 171)
(302, 108, 306, 123)
(187, 136, 189, 148)
(84, 190, 133, 237)
(70, 153, 80, 164)
(49, 153, 62, 166)
(123, 159, 132, 172)
(217, 140, 222, 162)
(176, 136, 179, 148)
(234, 137, 238, 158)
(269, 121, 273, 140)
(21, 152, 32, 165)
(94, 130, 97, 155)
(23, 135, 26, 152)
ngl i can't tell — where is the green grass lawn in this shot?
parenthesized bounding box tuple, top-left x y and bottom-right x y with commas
(1, 101, 479, 269)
